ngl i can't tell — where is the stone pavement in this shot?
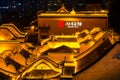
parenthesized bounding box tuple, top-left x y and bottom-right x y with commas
(73, 43, 120, 80)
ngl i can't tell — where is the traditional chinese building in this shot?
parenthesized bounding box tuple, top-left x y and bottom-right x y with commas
(0, 4, 120, 80)
(38, 4, 108, 35)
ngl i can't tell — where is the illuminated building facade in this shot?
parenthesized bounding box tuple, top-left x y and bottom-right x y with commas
(38, 5, 108, 36)
(0, 3, 120, 80)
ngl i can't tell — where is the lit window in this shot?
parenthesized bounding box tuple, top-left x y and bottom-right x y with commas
(12, 16, 14, 18)
(13, 6, 16, 8)
(19, 16, 22, 18)
(18, 3, 21, 6)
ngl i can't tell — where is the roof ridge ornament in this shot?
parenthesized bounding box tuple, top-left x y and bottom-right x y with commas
(70, 8, 76, 14)
(57, 4, 69, 13)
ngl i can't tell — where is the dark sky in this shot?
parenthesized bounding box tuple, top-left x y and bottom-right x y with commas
(109, 0, 120, 34)
(85, 0, 102, 3)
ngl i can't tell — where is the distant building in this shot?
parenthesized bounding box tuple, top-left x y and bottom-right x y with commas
(46, 0, 86, 11)
(0, 0, 41, 27)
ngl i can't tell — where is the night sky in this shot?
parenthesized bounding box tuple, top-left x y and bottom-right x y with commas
(108, 0, 120, 34)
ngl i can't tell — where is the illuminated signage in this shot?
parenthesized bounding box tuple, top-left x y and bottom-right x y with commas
(58, 21, 82, 28)
(65, 21, 82, 28)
